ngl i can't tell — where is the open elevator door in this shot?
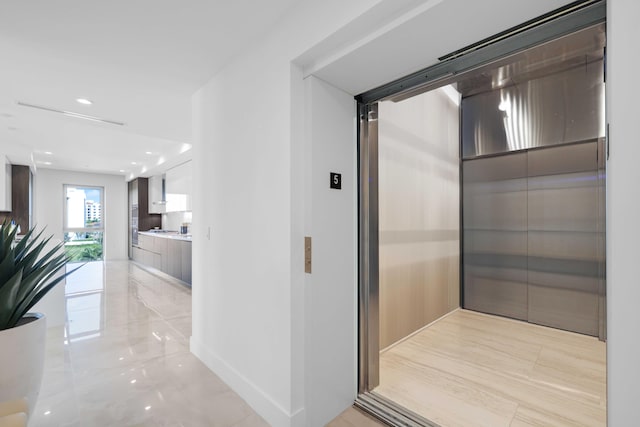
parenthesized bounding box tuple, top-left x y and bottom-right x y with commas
(356, 1, 606, 425)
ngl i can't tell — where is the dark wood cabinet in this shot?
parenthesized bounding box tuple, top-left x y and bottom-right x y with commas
(129, 178, 161, 232)
(0, 164, 32, 232)
(129, 178, 161, 258)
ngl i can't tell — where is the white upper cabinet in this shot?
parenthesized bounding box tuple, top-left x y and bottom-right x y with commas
(165, 161, 192, 212)
(0, 156, 11, 212)
(148, 175, 165, 214)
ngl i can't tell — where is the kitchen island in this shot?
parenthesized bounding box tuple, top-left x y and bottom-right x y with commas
(133, 230, 192, 285)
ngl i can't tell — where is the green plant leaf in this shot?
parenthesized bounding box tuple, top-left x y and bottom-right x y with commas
(15, 253, 67, 305)
(0, 222, 80, 329)
(8, 263, 83, 327)
(12, 227, 44, 262)
(0, 246, 18, 291)
(0, 269, 23, 330)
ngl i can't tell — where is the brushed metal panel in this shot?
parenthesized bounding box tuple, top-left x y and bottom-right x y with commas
(378, 88, 460, 349)
(462, 152, 527, 319)
(358, 102, 380, 392)
(528, 141, 597, 177)
(528, 270, 599, 294)
(464, 187, 528, 231)
(528, 284, 598, 336)
(462, 59, 604, 158)
(597, 137, 606, 340)
(528, 230, 598, 261)
(463, 267, 528, 320)
(379, 252, 459, 348)
(463, 152, 527, 182)
(462, 142, 604, 337)
(526, 143, 600, 336)
(528, 174, 598, 232)
(465, 230, 527, 256)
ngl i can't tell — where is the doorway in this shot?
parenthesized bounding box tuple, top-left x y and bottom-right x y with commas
(356, 4, 606, 426)
(63, 185, 105, 262)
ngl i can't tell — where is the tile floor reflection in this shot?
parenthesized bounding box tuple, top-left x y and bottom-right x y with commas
(30, 261, 268, 427)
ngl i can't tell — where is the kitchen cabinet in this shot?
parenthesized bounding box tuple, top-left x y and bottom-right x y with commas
(136, 233, 164, 271)
(167, 239, 182, 279)
(180, 241, 192, 284)
(129, 178, 161, 258)
(133, 231, 191, 285)
(132, 247, 143, 263)
(0, 164, 32, 232)
(165, 161, 192, 212)
(0, 156, 12, 212)
(148, 175, 165, 214)
(138, 233, 153, 251)
(153, 237, 168, 271)
(129, 178, 161, 232)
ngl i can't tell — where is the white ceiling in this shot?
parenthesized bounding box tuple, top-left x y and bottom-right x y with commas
(0, 0, 298, 178)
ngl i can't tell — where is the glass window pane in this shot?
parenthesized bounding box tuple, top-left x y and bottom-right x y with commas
(65, 187, 103, 229)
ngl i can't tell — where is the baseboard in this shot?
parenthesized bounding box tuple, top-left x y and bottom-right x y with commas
(190, 337, 305, 427)
(380, 307, 460, 354)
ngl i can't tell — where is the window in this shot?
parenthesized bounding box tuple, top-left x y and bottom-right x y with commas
(63, 185, 105, 262)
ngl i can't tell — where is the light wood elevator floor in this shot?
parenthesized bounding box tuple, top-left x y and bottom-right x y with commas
(374, 309, 606, 427)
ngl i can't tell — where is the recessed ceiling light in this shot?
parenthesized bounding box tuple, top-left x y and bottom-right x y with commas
(44, 151, 53, 155)
(145, 151, 153, 155)
(37, 161, 52, 166)
(119, 169, 125, 173)
(76, 98, 93, 105)
(131, 162, 137, 165)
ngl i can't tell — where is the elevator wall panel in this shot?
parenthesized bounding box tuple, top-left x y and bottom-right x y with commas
(526, 142, 600, 335)
(461, 59, 604, 158)
(462, 142, 604, 337)
(378, 87, 460, 349)
(463, 153, 528, 320)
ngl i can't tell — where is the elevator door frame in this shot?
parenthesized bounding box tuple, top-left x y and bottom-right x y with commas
(355, 1, 607, 424)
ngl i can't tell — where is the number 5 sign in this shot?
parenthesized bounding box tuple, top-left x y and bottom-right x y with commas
(330, 172, 342, 190)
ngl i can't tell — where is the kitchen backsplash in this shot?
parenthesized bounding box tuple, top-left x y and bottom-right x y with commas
(162, 211, 192, 233)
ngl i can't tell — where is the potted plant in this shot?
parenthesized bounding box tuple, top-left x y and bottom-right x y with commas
(0, 219, 79, 417)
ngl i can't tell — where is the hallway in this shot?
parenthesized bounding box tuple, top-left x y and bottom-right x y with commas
(29, 261, 268, 427)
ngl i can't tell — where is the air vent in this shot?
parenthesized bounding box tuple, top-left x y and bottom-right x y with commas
(17, 102, 125, 126)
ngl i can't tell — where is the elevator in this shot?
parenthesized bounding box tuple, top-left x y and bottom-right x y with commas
(461, 29, 606, 339)
(356, 2, 607, 425)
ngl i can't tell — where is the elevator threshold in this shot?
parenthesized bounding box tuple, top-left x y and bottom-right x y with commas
(374, 309, 606, 427)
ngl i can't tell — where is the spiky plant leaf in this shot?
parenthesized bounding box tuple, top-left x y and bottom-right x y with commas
(0, 269, 23, 328)
(0, 219, 80, 330)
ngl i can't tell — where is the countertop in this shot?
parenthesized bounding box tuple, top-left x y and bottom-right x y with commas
(139, 230, 192, 242)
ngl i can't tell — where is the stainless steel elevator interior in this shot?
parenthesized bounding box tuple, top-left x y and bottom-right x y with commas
(377, 22, 606, 348)
(461, 23, 606, 339)
(357, 16, 607, 426)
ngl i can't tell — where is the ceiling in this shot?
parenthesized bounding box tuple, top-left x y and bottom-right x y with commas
(0, 0, 298, 179)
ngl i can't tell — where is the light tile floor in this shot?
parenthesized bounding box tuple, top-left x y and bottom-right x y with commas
(327, 407, 386, 427)
(30, 261, 269, 427)
(32, 261, 601, 427)
(375, 309, 606, 427)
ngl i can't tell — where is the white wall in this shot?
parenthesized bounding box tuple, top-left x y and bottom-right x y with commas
(190, 2, 381, 425)
(606, 1, 640, 425)
(34, 169, 128, 261)
(162, 211, 192, 232)
(303, 76, 358, 426)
